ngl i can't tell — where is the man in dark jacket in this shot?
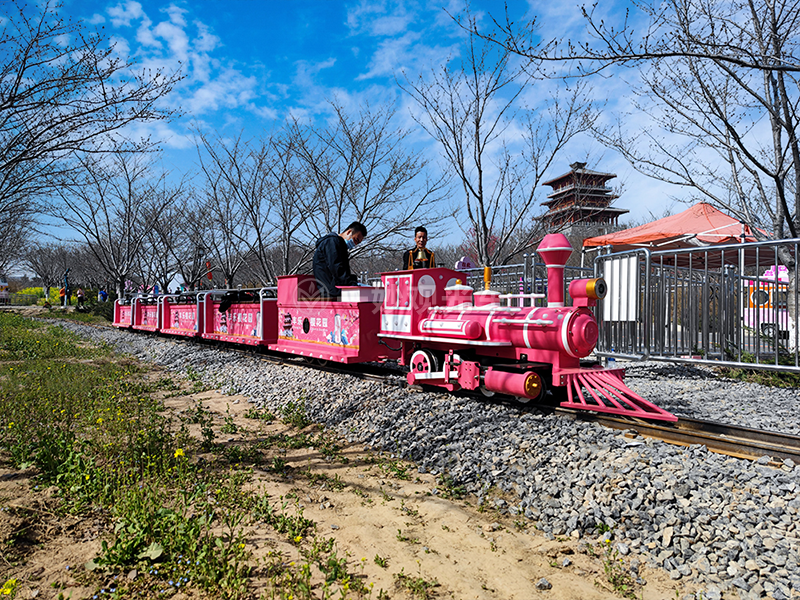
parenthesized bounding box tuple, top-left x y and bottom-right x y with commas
(313, 221, 367, 299)
(401, 226, 435, 270)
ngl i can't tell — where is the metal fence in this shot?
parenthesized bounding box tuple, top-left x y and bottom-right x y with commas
(0, 293, 40, 306)
(594, 239, 800, 372)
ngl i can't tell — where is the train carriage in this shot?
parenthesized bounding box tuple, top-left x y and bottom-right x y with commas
(112, 299, 133, 329)
(201, 289, 277, 346)
(159, 294, 205, 338)
(272, 275, 398, 363)
(132, 296, 160, 332)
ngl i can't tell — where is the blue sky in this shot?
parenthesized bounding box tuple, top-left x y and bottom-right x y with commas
(56, 0, 685, 232)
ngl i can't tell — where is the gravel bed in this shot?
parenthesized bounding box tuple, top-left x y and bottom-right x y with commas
(623, 360, 800, 436)
(56, 322, 800, 600)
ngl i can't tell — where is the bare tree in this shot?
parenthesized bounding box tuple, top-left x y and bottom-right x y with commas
(287, 101, 451, 262)
(0, 0, 181, 266)
(23, 242, 71, 296)
(483, 0, 800, 241)
(55, 152, 186, 296)
(401, 22, 597, 267)
(195, 129, 316, 285)
(481, 0, 800, 77)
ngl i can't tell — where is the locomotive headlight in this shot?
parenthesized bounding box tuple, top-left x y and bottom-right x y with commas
(586, 278, 607, 299)
(568, 278, 607, 306)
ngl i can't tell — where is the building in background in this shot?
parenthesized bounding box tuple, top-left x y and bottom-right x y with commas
(538, 162, 628, 244)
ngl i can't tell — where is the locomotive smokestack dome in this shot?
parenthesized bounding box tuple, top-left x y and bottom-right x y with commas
(537, 233, 573, 307)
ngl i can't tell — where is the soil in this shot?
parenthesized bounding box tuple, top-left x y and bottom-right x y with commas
(0, 309, 690, 599)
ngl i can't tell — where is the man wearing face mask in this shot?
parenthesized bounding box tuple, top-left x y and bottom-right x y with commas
(312, 221, 368, 299)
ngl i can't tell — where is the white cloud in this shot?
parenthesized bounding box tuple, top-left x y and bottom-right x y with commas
(153, 11, 190, 61)
(136, 15, 160, 47)
(346, 0, 416, 36)
(107, 1, 144, 27)
(357, 32, 458, 80)
(186, 68, 260, 115)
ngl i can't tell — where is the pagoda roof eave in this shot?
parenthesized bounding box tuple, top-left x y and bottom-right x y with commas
(543, 168, 617, 187)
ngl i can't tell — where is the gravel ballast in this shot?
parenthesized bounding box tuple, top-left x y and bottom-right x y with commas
(57, 322, 800, 600)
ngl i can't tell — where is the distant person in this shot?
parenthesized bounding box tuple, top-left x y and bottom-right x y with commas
(59, 287, 66, 306)
(76, 287, 85, 307)
(312, 221, 367, 299)
(99, 288, 108, 302)
(401, 226, 435, 270)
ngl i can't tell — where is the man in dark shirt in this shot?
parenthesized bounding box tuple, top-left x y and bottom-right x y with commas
(401, 226, 435, 270)
(313, 221, 367, 299)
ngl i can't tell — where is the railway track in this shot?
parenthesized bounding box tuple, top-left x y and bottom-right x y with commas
(559, 409, 800, 466)
(42, 316, 800, 467)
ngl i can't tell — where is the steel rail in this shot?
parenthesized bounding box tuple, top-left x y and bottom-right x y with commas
(557, 409, 800, 465)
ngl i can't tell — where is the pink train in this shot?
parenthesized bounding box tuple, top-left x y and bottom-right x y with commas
(113, 234, 676, 422)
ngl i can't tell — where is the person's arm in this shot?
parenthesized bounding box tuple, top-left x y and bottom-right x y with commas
(401, 250, 410, 270)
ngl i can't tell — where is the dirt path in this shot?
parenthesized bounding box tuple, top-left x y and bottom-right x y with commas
(0, 330, 689, 599)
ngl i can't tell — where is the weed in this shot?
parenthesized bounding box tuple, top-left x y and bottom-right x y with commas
(223, 444, 262, 465)
(374, 554, 388, 568)
(396, 529, 419, 544)
(379, 456, 410, 480)
(437, 473, 466, 500)
(0, 578, 18, 599)
(400, 500, 420, 519)
(314, 431, 343, 461)
(595, 522, 613, 534)
(279, 398, 311, 428)
(302, 469, 346, 491)
(599, 539, 639, 599)
(270, 457, 288, 472)
(394, 567, 440, 599)
(220, 405, 239, 434)
(244, 406, 275, 421)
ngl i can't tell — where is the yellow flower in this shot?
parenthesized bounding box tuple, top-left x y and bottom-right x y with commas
(174, 448, 185, 458)
(96, 417, 103, 424)
(294, 535, 302, 543)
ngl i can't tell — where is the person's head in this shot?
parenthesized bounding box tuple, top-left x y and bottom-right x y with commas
(342, 221, 367, 249)
(414, 226, 428, 249)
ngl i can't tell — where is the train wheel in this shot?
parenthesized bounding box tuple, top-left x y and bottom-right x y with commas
(479, 385, 495, 397)
(410, 349, 439, 375)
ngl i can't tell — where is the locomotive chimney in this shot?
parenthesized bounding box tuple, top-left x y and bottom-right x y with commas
(536, 233, 573, 307)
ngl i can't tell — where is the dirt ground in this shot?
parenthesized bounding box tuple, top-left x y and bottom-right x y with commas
(0, 310, 690, 599)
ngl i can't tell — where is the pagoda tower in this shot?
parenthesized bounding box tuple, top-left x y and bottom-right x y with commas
(538, 162, 628, 240)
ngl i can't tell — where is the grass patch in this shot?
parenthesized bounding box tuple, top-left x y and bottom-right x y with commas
(0, 315, 380, 600)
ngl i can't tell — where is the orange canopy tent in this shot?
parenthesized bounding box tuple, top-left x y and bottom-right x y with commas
(582, 202, 758, 252)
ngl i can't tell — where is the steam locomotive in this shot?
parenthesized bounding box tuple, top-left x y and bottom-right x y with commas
(113, 233, 676, 422)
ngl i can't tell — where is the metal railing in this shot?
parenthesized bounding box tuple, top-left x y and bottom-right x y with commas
(594, 239, 800, 373)
(0, 293, 40, 306)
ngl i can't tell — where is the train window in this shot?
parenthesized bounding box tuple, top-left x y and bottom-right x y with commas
(303, 318, 310, 334)
(753, 290, 770, 306)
